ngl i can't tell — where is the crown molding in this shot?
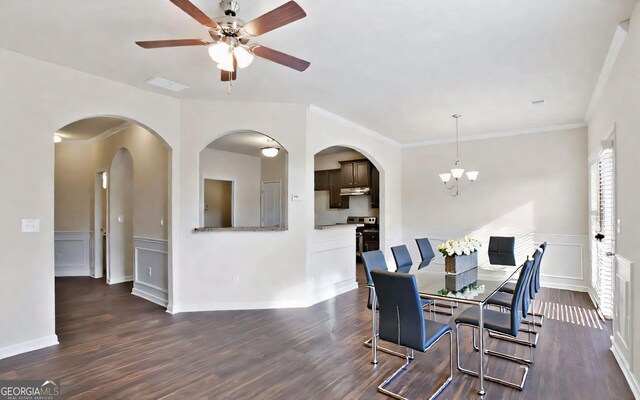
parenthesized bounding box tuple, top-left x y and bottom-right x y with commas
(402, 122, 587, 148)
(585, 19, 629, 123)
(308, 104, 401, 148)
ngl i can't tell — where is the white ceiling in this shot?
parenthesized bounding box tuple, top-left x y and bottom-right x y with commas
(57, 117, 127, 140)
(206, 130, 285, 157)
(0, 0, 635, 143)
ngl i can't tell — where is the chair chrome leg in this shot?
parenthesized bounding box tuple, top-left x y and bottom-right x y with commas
(364, 337, 414, 360)
(488, 330, 539, 347)
(456, 323, 529, 391)
(377, 331, 453, 400)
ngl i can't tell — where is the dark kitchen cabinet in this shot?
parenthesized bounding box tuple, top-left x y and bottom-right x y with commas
(328, 169, 349, 209)
(340, 160, 370, 188)
(370, 164, 379, 208)
(314, 170, 329, 191)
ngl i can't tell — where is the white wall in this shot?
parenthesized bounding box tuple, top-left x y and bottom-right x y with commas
(402, 127, 589, 290)
(0, 48, 180, 360)
(176, 100, 309, 311)
(588, 3, 640, 393)
(199, 148, 261, 227)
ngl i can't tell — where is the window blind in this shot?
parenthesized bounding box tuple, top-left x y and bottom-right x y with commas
(591, 148, 614, 319)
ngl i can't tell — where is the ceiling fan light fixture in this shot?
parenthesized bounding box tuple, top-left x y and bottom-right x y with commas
(208, 41, 231, 64)
(233, 45, 254, 69)
(216, 55, 235, 72)
(261, 147, 279, 157)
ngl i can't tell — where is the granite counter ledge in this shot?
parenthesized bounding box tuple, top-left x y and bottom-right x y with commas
(193, 226, 288, 232)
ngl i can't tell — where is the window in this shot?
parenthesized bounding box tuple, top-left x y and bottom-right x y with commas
(590, 147, 615, 319)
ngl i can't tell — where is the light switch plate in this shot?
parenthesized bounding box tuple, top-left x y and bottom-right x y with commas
(22, 219, 40, 232)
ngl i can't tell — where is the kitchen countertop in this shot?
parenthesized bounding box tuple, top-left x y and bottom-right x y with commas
(193, 226, 287, 232)
(314, 224, 363, 230)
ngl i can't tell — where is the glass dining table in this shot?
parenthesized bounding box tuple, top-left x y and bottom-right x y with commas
(368, 257, 522, 396)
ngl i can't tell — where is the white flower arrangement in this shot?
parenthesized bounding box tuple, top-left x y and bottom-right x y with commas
(437, 236, 482, 257)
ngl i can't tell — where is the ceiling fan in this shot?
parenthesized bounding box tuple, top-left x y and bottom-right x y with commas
(136, 0, 310, 83)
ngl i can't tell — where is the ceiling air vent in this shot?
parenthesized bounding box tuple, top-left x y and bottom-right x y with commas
(145, 77, 189, 93)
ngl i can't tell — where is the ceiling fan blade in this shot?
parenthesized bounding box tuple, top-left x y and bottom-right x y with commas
(169, 0, 219, 29)
(243, 1, 306, 37)
(252, 45, 310, 72)
(220, 56, 238, 81)
(135, 39, 209, 49)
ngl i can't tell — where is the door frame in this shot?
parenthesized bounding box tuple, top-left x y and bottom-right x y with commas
(260, 180, 282, 227)
(200, 175, 235, 227)
(93, 170, 109, 280)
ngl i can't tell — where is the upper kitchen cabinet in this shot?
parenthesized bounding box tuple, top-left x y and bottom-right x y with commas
(340, 160, 370, 188)
(328, 169, 349, 209)
(370, 164, 379, 209)
(314, 170, 330, 191)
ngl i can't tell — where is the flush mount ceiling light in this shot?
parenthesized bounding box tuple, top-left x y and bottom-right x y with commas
(261, 147, 279, 157)
(135, 0, 310, 94)
(438, 114, 479, 197)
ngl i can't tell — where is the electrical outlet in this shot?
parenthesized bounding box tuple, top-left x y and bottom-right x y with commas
(22, 219, 40, 232)
(147, 267, 152, 277)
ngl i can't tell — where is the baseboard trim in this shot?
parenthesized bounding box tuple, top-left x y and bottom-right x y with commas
(171, 299, 309, 313)
(611, 341, 640, 399)
(0, 335, 59, 360)
(55, 265, 91, 277)
(309, 279, 358, 306)
(132, 287, 168, 308)
(108, 275, 133, 285)
(540, 279, 587, 292)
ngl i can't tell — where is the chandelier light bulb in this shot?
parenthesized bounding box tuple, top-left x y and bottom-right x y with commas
(451, 168, 465, 180)
(466, 171, 479, 181)
(439, 173, 452, 183)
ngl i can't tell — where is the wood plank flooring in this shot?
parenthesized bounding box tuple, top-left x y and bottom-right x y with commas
(0, 269, 633, 399)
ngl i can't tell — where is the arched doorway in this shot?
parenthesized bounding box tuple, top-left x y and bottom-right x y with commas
(54, 116, 171, 308)
(313, 145, 384, 274)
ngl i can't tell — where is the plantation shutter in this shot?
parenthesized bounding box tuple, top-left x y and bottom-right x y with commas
(591, 148, 615, 319)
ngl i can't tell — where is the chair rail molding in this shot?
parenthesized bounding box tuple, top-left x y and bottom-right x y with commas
(54, 231, 91, 277)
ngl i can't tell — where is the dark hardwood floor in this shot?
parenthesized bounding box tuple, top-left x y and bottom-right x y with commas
(0, 268, 633, 399)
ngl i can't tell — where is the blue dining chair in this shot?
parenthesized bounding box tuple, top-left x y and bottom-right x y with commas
(390, 244, 413, 273)
(371, 270, 453, 399)
(454, 259, 534, 391)
(488, 236, 516, 266)
(415, 237, 436, 269)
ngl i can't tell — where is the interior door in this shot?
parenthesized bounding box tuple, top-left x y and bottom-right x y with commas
(261, 181, 281, 227)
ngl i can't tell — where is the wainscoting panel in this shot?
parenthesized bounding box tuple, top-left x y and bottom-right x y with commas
(54, 232, 91, 276)
(402, 230, 588, 291)
(132, 237, 168, 307)
(613, 255, 633, 378)
(308, 229, 358, 305)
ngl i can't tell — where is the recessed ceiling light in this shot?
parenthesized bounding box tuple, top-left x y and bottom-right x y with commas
(145, 77, 189, 93)
(530, 99, 545, 106)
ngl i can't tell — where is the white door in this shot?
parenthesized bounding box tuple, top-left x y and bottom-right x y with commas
(108, 149, 134, 284)
(261, 181, 281, 227)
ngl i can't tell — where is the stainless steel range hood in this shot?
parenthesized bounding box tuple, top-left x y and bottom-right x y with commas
(340, 187, 370, 196)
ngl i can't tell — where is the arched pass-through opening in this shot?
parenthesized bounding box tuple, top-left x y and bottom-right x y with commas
(313, 145, 384, 264)
(54, 115, 172, 312)
(197, 130, 289, 230)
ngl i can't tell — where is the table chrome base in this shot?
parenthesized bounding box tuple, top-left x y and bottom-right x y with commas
(377, 331, 453, 400)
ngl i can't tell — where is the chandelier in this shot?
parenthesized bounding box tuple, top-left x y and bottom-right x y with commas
(438, 114, 478, 197)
